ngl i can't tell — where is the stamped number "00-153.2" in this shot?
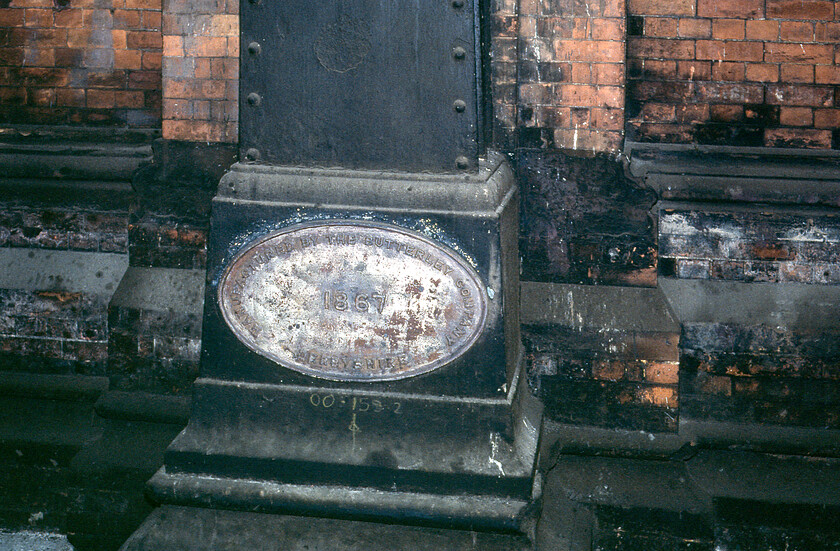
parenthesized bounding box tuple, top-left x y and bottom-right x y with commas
(309, 392, 401, 414)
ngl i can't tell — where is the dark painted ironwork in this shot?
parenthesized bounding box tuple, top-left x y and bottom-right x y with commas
(239, 1, 487, 172)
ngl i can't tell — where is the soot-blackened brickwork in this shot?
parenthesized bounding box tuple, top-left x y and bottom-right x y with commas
(681, 322, 840, 429)
(0, 288, 110, 375)
(659, 207, 840, 285)
(525, 325, 680, 432)
(0, 203, 127, 253)
(518, 150, 657, 287)
(627, 0, 840, 148)
(0, 195, 127, 373)
(107, 303, 201, 393)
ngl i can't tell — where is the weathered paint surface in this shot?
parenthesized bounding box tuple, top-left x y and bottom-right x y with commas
(660, 208, 840, 284)
(219, 222, 487, 382)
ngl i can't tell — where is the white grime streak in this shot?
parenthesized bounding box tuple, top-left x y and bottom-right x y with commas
(489, 434, 505, 476)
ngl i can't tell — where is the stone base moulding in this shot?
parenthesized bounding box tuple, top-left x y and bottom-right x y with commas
(146, 152, 542, 532)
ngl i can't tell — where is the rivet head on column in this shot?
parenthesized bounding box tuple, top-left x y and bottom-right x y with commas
(247, 92, 262, 106)
(245, 148, 261, 162)
(453, 99, 466, 113)
(247, 42, 261, 55)
(452, 46, 466, 60)
(455, 156, 469, 169)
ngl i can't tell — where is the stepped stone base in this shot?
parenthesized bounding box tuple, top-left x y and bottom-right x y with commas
(121, 506, 531, 551)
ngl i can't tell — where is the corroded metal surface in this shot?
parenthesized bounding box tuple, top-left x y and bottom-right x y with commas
(219, 221, 487, 381)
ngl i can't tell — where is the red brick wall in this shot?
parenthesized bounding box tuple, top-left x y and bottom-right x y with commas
(514, 0, 627, 153)
(161, 0, 237, 142)
(0, 0, 161, 127)
(4, 0, 836, 150)
(627, 0, 840, 148)
(491, 0, 518, 149)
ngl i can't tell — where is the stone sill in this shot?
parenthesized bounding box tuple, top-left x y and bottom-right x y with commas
(0, 124, 156, 183)
(625, 141, 840, 207)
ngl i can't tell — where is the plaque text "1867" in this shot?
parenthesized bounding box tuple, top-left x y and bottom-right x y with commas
(218, 221, 487, 381)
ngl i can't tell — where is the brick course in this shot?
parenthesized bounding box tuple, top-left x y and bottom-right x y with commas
(161, 0, 237, 142)
(659, 207, 840, 285)
(0, 202, 128, 254)
(0, 0, 161, 127)
(627, 0, 840, 148)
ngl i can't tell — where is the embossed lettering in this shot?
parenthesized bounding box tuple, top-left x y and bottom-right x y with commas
(323, 290, 386, 314)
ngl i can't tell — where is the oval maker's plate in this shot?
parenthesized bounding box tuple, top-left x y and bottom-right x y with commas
(218, 221, 488, 381)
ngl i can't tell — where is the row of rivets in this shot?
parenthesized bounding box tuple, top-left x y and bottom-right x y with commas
(246, 10, 261, 162)
(451, 0, 468, 170)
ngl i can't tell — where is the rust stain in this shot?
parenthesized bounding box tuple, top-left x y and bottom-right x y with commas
(35, 291, 82, 303)
(750, 242, 794, 261)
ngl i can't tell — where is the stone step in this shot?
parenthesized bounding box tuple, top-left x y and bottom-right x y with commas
(120, 505, 532, 551)
(537, 450, 840, 551)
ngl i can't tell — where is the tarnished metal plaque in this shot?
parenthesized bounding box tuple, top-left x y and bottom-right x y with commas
(219, 222, 487, 381)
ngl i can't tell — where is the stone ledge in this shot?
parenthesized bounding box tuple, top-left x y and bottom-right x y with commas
(109, 267, 204, 315)
(219, 151, 515, 217)
(521, 281, 678, 332)
(0, 125, 155, 183)
(537, 450, 840, 550)
(0, 248, 127, 295)
(0, 372, 107, 402)
(121, 505, 531, 551)
(660, 278, 840, 331)
(625, 141, 840, 207)
(94, 391, 191, 425)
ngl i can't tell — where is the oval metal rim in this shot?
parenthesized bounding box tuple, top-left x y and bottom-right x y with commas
(218, 220, 489, 382)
